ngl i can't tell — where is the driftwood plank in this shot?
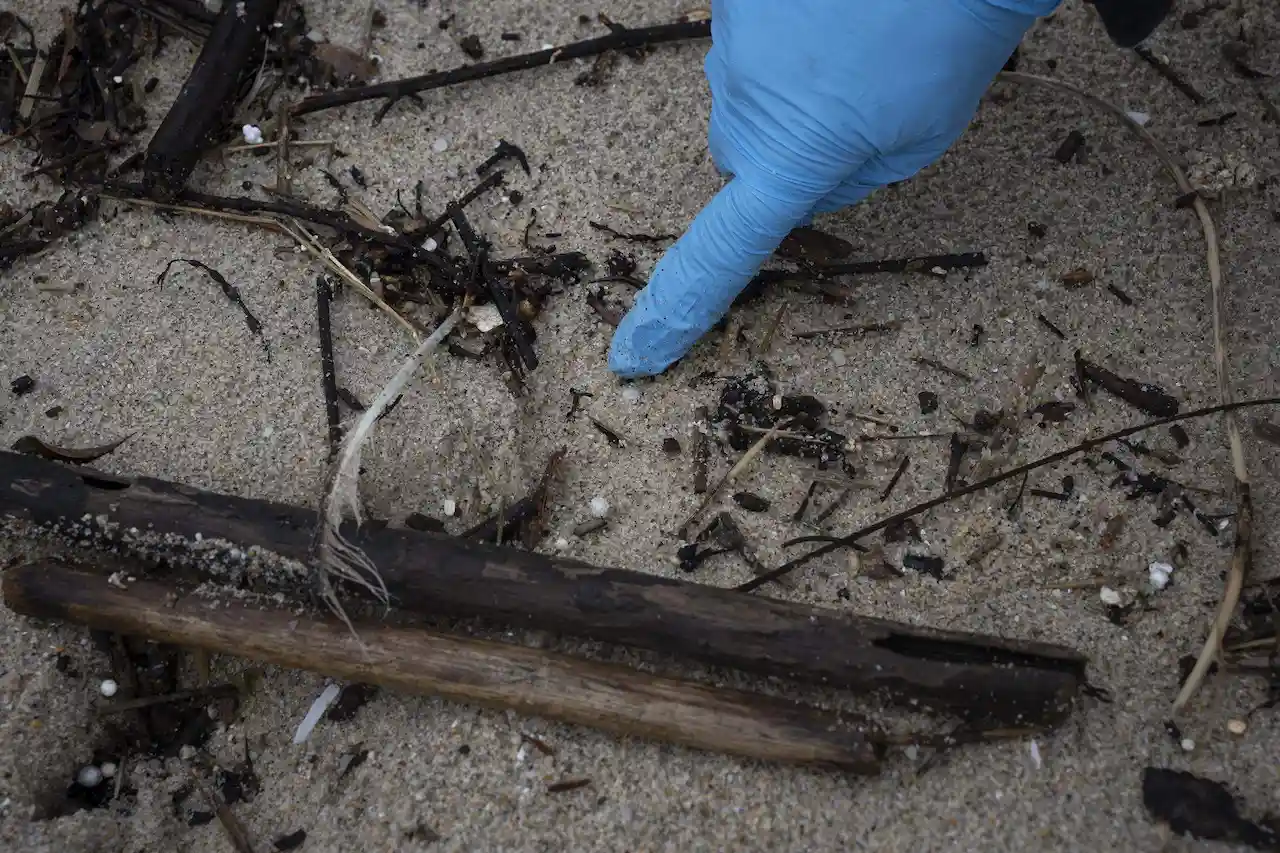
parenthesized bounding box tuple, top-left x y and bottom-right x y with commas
(0, 451, 1087, 724)
(3, 561, 881, 771)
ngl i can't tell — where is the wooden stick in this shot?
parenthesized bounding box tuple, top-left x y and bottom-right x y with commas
(746, 397, 1278, 591)
(0, 451, 1086, 725)
(292, 21, 711, 118)
(3, 562, 881, 771)
(142, 0, 281, 199)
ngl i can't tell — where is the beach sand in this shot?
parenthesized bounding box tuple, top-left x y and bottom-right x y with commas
(2, 1, 1278, 850)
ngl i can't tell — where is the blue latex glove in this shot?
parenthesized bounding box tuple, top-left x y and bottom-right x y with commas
(609, 0, 1061, 378)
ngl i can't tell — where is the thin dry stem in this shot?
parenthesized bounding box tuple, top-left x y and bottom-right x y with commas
(677, 418, 793, 539)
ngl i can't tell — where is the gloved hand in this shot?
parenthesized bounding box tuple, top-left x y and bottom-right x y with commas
(608, 0, 1061, 378)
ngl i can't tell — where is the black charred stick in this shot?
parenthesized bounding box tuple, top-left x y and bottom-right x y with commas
(1133, 46, 1206, 105)
(450, 209, 537, 370)
(588, 221, 675, 243)
(104, 181, 461, 280)
(692, 406, 710, 494)
(753, 252, 986, 286)
(475, 139, 529, 176)
(945, 433, 968, 493)
(315, 278, 342, 460)
(419, 171, 505, 239)
(1107, 283, 1134, 306)
(142, 0, 281, 199)
(914, 357, 974, 383)
(1076, 353, 1179, 417)
(792, 481, 819, 523)
(880, 456, 910, 502)
(293, 21, 711, 117)
(1036, 313, 1066, 340)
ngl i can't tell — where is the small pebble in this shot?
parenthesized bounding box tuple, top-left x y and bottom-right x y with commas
(443, 499, 457, 517)
(1099, 586, 1122, 606)
(76, 766, 103, 788)
(588, 497, 610, 518)
(100, 762, 117, 778)
(662, 437, 682, 455)
(1180, 737, 1196, 752)
(99, 679, 118, 697)
(621, 386, 641, 403)
(830, 349, 847, 367)
(179, 745, 197, 760)
(1126, 110, 1151, 126)
(241, 124, 264, 145)
(1226, 718, 1247, 735)
(431, 138, 449, 153)
(423, 237, 438, 252)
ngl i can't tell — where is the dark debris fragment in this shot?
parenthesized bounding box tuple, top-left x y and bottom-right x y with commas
(273, 829, 307, 851)
(10, 374, 35, 396)
(1076, 352, 1179, 416)
(1053, 130, 1086, 164)
(715, 372, 849, 468)
(1142, 767, 1280, 849)
(325, 684, 378, 722)
(902, 554, 946, 579)
(458, 34, 484, 60)
(732, 492, 769, 512)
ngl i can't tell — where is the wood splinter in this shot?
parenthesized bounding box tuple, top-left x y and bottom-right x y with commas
(3, 561, 881, 772)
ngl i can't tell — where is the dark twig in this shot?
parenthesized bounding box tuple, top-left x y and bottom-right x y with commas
(913, 357, 973, 382)
(421, 170, 505, 238)
(792, 481, 819, 523)
(316, 277, 342, 460)
(1133, 46, 1206, 105)
(157, 259, 270, 360)
(588, 220, 675, 243)
(106, 182, 459, 278)
(692, 406, 710, 494)
(880, 456, 910, 502)
(293, 21, 711, 117)
(738, 397, 1280, 591)
(21, 140, 122, 180)
(1036, 313, 1066, 340)
(754, 252, 987, 286)
(793, 321, 900, 340)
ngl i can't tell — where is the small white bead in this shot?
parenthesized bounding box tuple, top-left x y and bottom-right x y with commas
(589, 497, 610, 518)
(100, 762, 117, 778)
(99, 679, 118, 698)
(77, 766, 103, 787)
(1180, 737, 1196, 752)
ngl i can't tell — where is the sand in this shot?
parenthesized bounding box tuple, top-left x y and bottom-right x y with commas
(2, 0, 1279, 850)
